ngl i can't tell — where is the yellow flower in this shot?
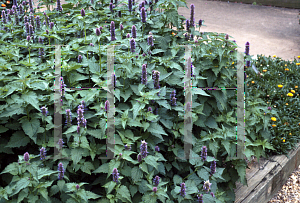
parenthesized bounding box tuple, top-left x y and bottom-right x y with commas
(210, 53, 211, 54)
(285, 64, 287, 66)
(287, 93, 293, 97)
(262, 54, 264, 56)
(251, 81, 255, 84)
(286, 103, 288, 105)
(295, 86, 298, 88)
(299, 123, 300, 126)
(278, 85, 283, 88)
(285, 68, 289, 71)
(273, 55, 276, 57)
(283, 139, 285, 142)
(296, 63, 300, 66)
(298, 56, 300, 58)
(289, 133, 292, 135)
(291, 90, 295, 93)
(271, 117, 276, 121)
(263, 69, 267, 72)
(232, 62, 234, 65)
(272, 124, 276, 127)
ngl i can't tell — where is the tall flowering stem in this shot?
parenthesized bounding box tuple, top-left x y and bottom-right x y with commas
(190, 4, 195, 28)
(245, 42, 250, 67)
(112, 168, 119, 183)
(201, 146, 207, 162)
(57, 162, 65, 180)
(140, 140, 148, 158)
(179, 182, 186, 197)
(141, 64, 147, 85)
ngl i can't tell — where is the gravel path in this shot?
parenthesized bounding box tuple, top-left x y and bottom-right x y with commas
(268, 165, 300, 202)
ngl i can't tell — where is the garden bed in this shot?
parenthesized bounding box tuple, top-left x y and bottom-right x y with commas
(234, 141, 300, 202)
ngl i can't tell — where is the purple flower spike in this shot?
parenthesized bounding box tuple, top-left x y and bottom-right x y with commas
(49, 22, 54, 30)
(77, 125, 80, 134)
(148, 107, 152, 113)
(225, 34, 229, 40)
(141, 7, 147, 23)
(46, 29, 49, 35)
(142, 53, 146, 57)
(152, 70, 160, 90)
(57, 138, 65, 149)
(155, 146, 160, 152)
(29, 24, 33, 36)
(36, 16, 41, 30)
(128, 0, 132, 12)
(211, 192, 215, 198)
(25, 22, 29, 34)
(141, 64, 147, 84)
(197, 194, 203, 203)
(170, 90, 176, 106)
(81, 9, 85, 17)
(268, 107, 272, 110)
(124, 144, 131, 151)
(245, 42, 250, 55)
(110, 21, 115, 41)
(65, 109, 72, 127)
(199, 19, 202, 26)
(153, 187, 157, 193)
(40, 147, 47, 160)
(90, 43, 94, 47)
(24, 152, 30, 162)
(38, 36, 43, 43)
(40, 106, 48, 116)
(201, 146, 207, 161)
(2, 11, 6, 24)
(131, 25, 136, 38)
(112, 168, 119, 183)
(246, 61, 251, 67)
(57, 162, 65, 180)
(76, 185, 80, 190)
(96, 28, 101, 36)
(140, 140, 149, 158)
(203, 180, 212, 193)
(179, 182, 186, 197)
(186, 19, 190, 31)
(153, 175, 160, 186)
(190, 4, 195, 27)
(126, 33, 130, 38)
(109, 3, 113, 13)
(118, 10, 121, 18)
(210, 158, 216, 175)
(147, 34, 154, 46)
(120, 23, 123, 31)
(78, 55, 82, 63)
(137, 154, 142, 162)
(99, 26, 103, 31)
(130, 38, 136, 53)
(105, 100, 110, 112)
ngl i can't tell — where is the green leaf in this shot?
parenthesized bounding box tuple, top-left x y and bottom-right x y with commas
(157, 162, 166, 175)
(80, 136, 92, 151)
(189, 149, 202, 166)
(20, 118, 40, 144)
(131, 166, 143, 183)
(93, 163, 109, 174)
(185, 179, 198, 194)
(71, 148, 83, 165)
(205, 116, 218, 129)
(5, 132, 30, 148)
(139, 162, 148, 174)
(147, 122, 168, 136)
(208, 141, 220, 158)
(173, 175, 182, 185)
(121, 88, 133, 102)
(156, 100, 171, 110)
(129, 185, 138, 197)
(144, 155, 159, 171)
(197, 168, 210, 181)
(131, 101, 146, 120)
(116, 185, 132, 203)
(151, 49, 165, 55)
(38, 188, 49, 201)
(122, 151, 138, 164)
(138, 180, 148, 194)
(192, 88, 211, 97)
(85, 190, 102, 199)
(81, 161, 95, 175)
(103, 181, 116, 194)
(49, 185, 60, 196)
(21, 91, 41, 112)
(57, 180, 65, 192)
(18, 188, 28, 203)
(10, 178, 30, 196)
(86, 129, 104, 139)
(63, 125, 78, 134)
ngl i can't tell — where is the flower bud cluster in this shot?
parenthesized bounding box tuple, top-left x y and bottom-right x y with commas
(170, 90, 177, 106)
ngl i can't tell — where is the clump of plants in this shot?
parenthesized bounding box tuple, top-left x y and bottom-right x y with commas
(1, 0, 299, 202)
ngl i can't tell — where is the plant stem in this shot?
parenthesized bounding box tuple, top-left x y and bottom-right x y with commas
(84, 22, 86, 43)
(28, 48, 31, 63)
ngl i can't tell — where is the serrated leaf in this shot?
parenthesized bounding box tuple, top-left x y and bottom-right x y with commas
(147, 122, 167, 135)
(93, 163, 109, 174)
(156, 100, 171, 110)
(18, 188, 28, 203)
(49, 185, 60, 196)
(20, 118, 40, 144)
(63, 125, 78, 134)
(197, 168, 210, 181)
(192, 88, 210, 96)
(81, 161, 95, 175)
(10, 178, 31, 196)
(71, 148, 83, 165)
(5, 132, 30, 148)
(103, 181, 116, 194)
(131, 166, 143, 183)
(57, 180, 65, 192)
(139, 162, 148, 174)
(129, 185, 138, 197)
(144, 155, 159, 171)
(38, 188, 49, 201)
(173, 175, 182, 185)
(138, 179, 148, 194)
(116, 185, 132, 203)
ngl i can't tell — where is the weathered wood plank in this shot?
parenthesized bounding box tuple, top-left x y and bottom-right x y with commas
(234, 142, 300, 202)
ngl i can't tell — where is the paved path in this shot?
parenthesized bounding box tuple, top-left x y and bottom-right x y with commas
(32, 0, 299, 61)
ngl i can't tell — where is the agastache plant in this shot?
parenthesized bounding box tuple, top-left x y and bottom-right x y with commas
(141, 7, 146, 23)
(96, 27, 101, 36)
(25, 22, 29, 35)
(152, 70, 160, 89)
(137, 154, 142, 162)
(210, 158, 216, 175)
(245, 42, 250, 67)
(40, 147, 47, 160)
(141, 64, 147, 84)
(190, 4, 195, 27)
(110, 21, 115, 41)
(78, 55, 82, 63)
(186, 19, 190, 32)
(40, 106, 48, 116)
(153, 187, 157, 193)
(153, 175, 160, 186)
(201, 146, 207, 161)
(56, 0, 62, 12)
(24, 152, 30, 162)
(197, 194, 203, 203)
(140, 140, 149, 158)
(65, 109, 72, 127)
(119, 23, 123, 31)
(57, 162, 65, 180)
(124, 144, 131, 151)
(147, 34, 154, 46)
(155, 146, 160, 152)
(131, 25, 136, 38)
(118, 10, 121, 18)
(36, 15, 40, 30)
(203, 180, 212, 193)
(179, 182, 186, 197)
(112, 168, 119, 183)
(57, 138, 65, 149)
(130, 38, 135, 53)
(128, 0, 132, 13)
(109, 3, 114, 13)
(170, 90, 177, 106)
